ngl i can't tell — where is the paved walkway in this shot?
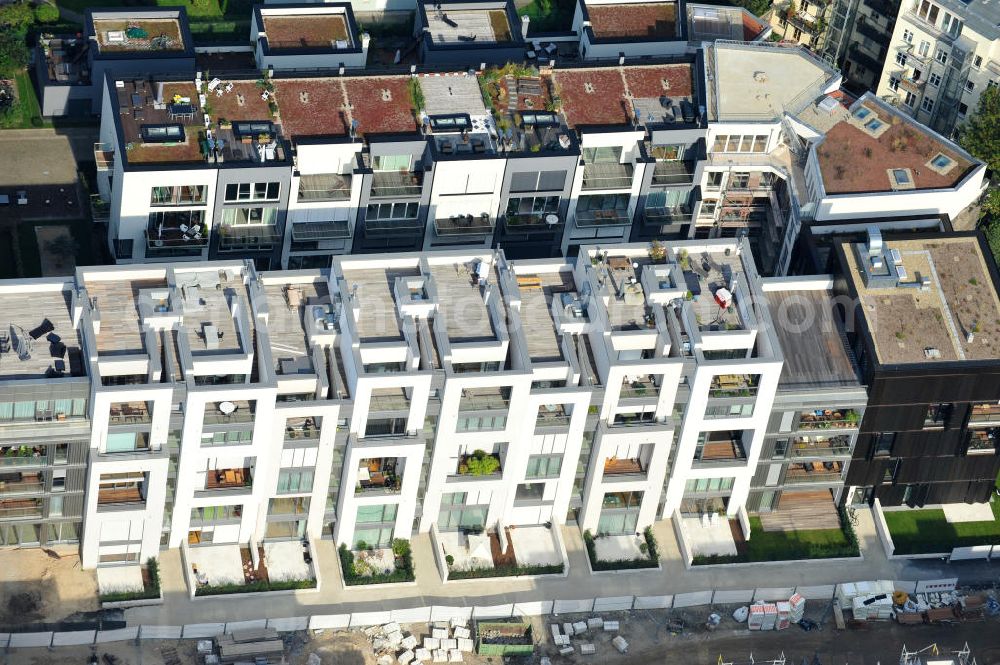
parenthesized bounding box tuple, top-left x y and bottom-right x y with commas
(124, 511, 998, 626)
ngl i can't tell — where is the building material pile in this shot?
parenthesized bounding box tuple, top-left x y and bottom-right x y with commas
(214, 628, 283, 664)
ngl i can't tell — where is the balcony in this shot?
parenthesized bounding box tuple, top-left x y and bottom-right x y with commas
(790, 436, 852, 458)
(363, 217, 425, 235)
(603, 457, 646, 479)
(970, 404, 1000, 425)
(968, 429, 998, 455)
(371, 171, 423, 198)
(203, 400, 255, 425)
(369, 389, 410, 412)
(285, 416, 320, 441)
(642, 207, 692, 227)
(355, 458, 402, 495)
(620, 376, 659, 400)
(784, 461, 844, 485)
(708, 375, 759, 399)
(0, 472, 44, 496)
(582, 162, 634, 190)
(291, 220, 351, 241)
(575, 208, 631, 227)
(0, 446, 46, 467)
(651, 161, 696, 186)
(97, 486, 145, 507)
(898, 72, 926, 94)
(204, 467, 253, 491)
(0, 498, 43, 519)
(434, 214, 494, 237)
(694, 435, 747, 466)
(90, 194, 110, 223)
(94, 142, 114, 170)
(145, 225, 209, 252)
(459, 388, 511, 412)
(109, 402, 152, 425)
(537, 404, 572, 428)
(298, 173, 352, 202)
(450, 450, 502, 480)
(218, 225, 282, 252)
(797, 410, 860, 430)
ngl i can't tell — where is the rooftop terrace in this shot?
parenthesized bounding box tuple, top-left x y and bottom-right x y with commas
(813, 97, 976, 195)
(428, 261, 496, 342)
(0, 291, 83, 380)
(93, 18, 185, 53)
(85, 278, 167, 355)
(261, 13, 352, 49)
(264, 280, 332, 377)
(178, 271, 244, 355)
(680, 249, 746, 332)
(767, 289, 859, 388)
(341, 266, 417, 343)
(843, 236, 1000, 365)
(425, 6, 514, 43)
(515, 271, 578, 363)
(586, 2, 678, 40)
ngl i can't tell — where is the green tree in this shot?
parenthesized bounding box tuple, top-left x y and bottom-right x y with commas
(957, 87, 1000, 174)
(0, 1, 34, 30)
(34, 3, 61, 24)
(0, 31, 29, 78)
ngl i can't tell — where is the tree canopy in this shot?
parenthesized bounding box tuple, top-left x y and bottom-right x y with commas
(957, 87, 1000, 174)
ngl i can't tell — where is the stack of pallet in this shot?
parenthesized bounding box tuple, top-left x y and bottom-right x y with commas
(215, 628, 284, 664)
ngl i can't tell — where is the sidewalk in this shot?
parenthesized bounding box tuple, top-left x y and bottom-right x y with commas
(124, 510, 993, 626)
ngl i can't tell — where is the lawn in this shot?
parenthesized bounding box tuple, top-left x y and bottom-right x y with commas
(883, 498, 1000, 555)
(692, 514, 858, 565)
(1, 70, 50, 130)
(517, 0, 576, 34)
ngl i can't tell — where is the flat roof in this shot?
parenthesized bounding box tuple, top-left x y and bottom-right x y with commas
(767, 289, 859, 388)
(843, 236, 1000, 365)
(115, 79, 203, 165)
(682, 249, 746, 332)
(709, 42, 837, 120)
(343, 76, 420, 135)
(601, 256, 652, 331)
(428, 262, 495, 342)
(180, 271, 243, 355)
(586, 2, 678, 40)
(272, 78, 349, 139)
(0, 291, 83, 380)
(687, 4, 767, 41)
(92, 18, 185, 53)
(813, 96, 976, 195)
(85, 278, 167, 355)
(264, 280, 331, 376)
(426, 8, 514, 43)
(341, 266, 417, 342)
(420, 75, 488, 117)
(553, 64, 694, 127)
(261, 14, 352, 49)
(516, 271, 577, 363)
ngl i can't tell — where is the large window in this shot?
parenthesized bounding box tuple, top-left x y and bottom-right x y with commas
(224, 182, 280, 202)
(150, 185, 207, 206)
(191, 505, 243, 523)
(582, 146, 622, 163)
(651, 144, 684, 160)
(366, 202, 419, 220)
(684, 477, 735, 493)
(354, 503, 397, 548)
(105, 432, 150, 454)
(437, 492, 488, 531)
(597, 491, 643, 535)
(710, 134, 768, 153)
(357, 503, 397, 524)
(456, 415, 507, 432)
(372, 154, 411, 171)
(505, 195, 559, 220)
(221, 207, 277, 226)
(646, 189, 690, 212)
(509, 170, 567, 192)
(276, 469, 315, 494)
(0, 399, 86, 423)
(200, 430, 252, 447)
(268, 497, 310, 515)
(525, 454, 563, 479)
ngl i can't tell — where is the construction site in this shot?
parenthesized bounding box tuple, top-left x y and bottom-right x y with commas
(8, 579, 1000, 665)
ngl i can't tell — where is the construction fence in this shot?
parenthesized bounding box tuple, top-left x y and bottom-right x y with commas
(0, 579, 959, 650)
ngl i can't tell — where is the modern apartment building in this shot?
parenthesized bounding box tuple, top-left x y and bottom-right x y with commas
(874, 0, 999, 137)
(836, 231, 1000, 507)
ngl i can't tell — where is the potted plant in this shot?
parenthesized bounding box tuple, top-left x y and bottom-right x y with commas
(257, 133, 271, 144)
(218, 118, 232, 129)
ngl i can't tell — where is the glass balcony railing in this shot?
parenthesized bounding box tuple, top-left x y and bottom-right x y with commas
(581, 163, 634, 190)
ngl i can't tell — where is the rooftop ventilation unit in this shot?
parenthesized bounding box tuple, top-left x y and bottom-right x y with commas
(896, 264, 908, 282)
(867, 226, 882, 256)
(924, 348, 941, 359)
(817, 96, 839, 114)
(889, 248, 903, 265)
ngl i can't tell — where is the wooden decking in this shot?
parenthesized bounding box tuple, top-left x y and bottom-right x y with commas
(489, 528, 517, 568)
(604, 458, 644, 475)
(756, 490, 841, 532)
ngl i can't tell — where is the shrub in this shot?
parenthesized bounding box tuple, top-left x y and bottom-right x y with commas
(584, 530, 659, 571)
(465, 450, 500, 476)
(445, 554, 455, 567)
(339, 542, 415, 585)
(447, 563, 563, 580)
(34, 3, 60, 24)
(195, 578, 315, 596)
(99, 557, 162, 603)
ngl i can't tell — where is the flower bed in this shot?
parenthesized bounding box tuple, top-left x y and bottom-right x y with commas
(195, 578, 316, 596)
(584, 527, 659, 571)
(447, 562, 563, 580)
(340, 539, 415, 585)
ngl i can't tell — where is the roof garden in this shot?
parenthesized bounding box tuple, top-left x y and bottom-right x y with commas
(92, 18, 185, 53)
(261, 12, 353, 49)
(552, 64, 695, 128)
(114, 77, 288, 167)
(479, 65, 576, 154)
(585, 1, 679, 40)
(814, 97, 976, 195)
(842, 236, 1000, 365)
(343, 76, 420, 136)
(271, 78, 349, 140)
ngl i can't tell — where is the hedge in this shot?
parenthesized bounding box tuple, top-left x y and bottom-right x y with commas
(99, 557, 161, 603)
(195, 577, 315, 596)
(584, 527, 659, 571)
(340, 540, 415, 585)
(447, 562, 564, 580)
